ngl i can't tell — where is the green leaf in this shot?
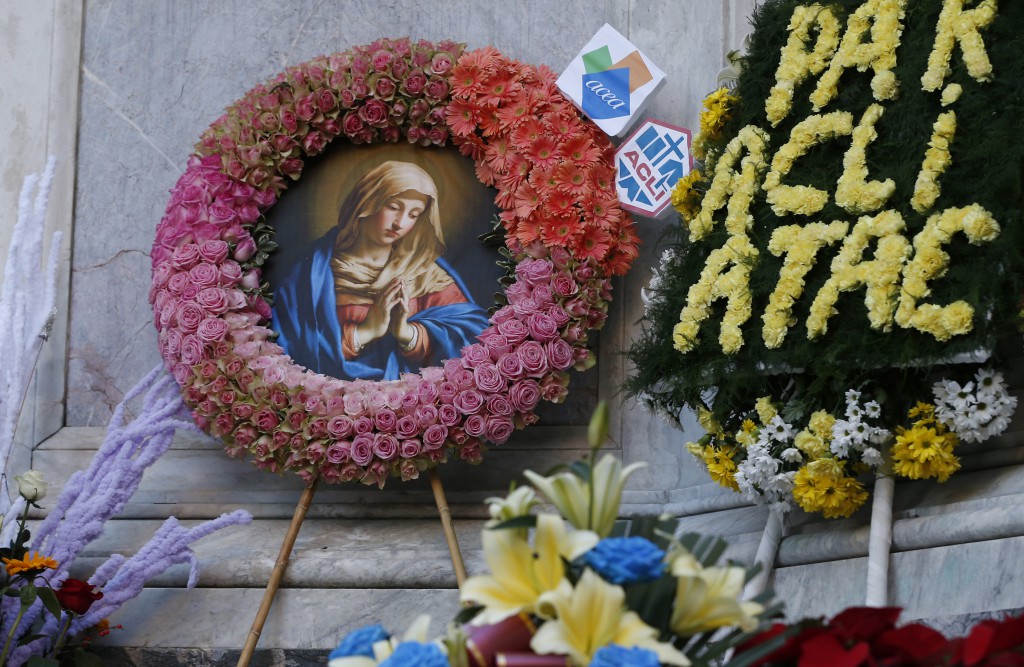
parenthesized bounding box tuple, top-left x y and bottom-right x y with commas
(452, 604, 483, 625)
(37, 586, 62, 620)
(20, 583, 38, 607)
(721, 625, 799, 667)
(487, 515, 537, 531)
(568, 461, 591, 482)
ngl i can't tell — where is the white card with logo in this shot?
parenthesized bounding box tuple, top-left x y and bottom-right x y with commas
(556, 24, 667, 138)
(615, 119, 693, 218)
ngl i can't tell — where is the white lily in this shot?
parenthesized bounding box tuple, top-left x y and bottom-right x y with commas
(524, 454, 646, 537)
(460, 513, 598, 625)
(531, 569, 690, 667)
(669, 550, 763, 636)
(485, 485, 539, 527)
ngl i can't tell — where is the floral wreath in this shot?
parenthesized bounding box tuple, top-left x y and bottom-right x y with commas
(149, 38, 637, 487)
(627, 0, 1024, 518)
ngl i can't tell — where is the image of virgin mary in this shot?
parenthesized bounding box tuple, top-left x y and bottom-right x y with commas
(271, 161, 490, 381)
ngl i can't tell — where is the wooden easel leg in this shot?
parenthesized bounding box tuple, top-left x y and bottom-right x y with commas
(429, 467, 467, 587)
(237, 479, 319, 667)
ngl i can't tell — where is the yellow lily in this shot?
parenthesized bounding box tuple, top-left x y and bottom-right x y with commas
(669, 550, 763, 636)
(524, 454, 646, 538)
(460, 513, 598, 625)
(328, 616, 434, 667)
(530, 569, 690, 667)
(485, 485, 539, 527)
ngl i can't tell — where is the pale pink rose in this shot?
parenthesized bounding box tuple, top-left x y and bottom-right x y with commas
(464, 415, 486, 437)
(399, 459, 420, 481)
(233, 237, 257, 262)
(414, 405, 439, 427)
(234, 341, 262, 358)
(318, 465, 342, 484)
(430, 52, 453, 75)
(428, 127, 449, 146)
(531, 285, 555, 306)
(153, 263, 175, 288)
(344, 392, 368, 416)
(550, 246, 571, 270)
(409, 99, 430, 121)
(510, 380, 541, 412)
(485, 415, 515, 444)
(497, 352, 524, 380)
(197, 318, 229, 344)
(339, 463, 362, 482)
(574, 265, 596, 281)
(565, 297, 590, 318)
(399, 438, 422, 458)
(164, 328, 183, 356)
(168, 272, 191, 296)
(472, 363, 505, 394)
(547, 305, 571, 327)
(354, 416, 374, 435)
(172, 244, 201, 271)
(306, 441, 327, 463)
(269, 389, 288, 411)
(420, 366, 445, 383)
(540, 373, 569, 402)
(219, 260, 243, 286)
(263, 364, 287, 385)
(351, 434, 374, 465)
(553, 274, 579, 297)
(197, 288, 229, 315)
(177, 302, 205, 333)
(461, 343, 491, 367)
(505, 282, 531, 303)
(516, 258, 553, 286)
(295, 94, 318, 121)
(454, 389, 484, 415)
(371, 49, 394, 72)
(308, 417, 329, 438)
(317, 89, 337, 113)
(374, 77, 397, 100)
(172, 362, 192, 384)
(438, 382, 458, 404)
(526, 312, 559, 341)
(490, 307, 516, 325)
(232, 403, 255, 420)
(438, 404, 460, 426)
(367, 391, 388, 411)
(327, 415, 355, 439)
(181, 284, 201, 301)
(562, 323, 585, 344)
(270, 431, 290, 452)
(374, 409, 397, 432)
(401, 390, 420, 411)
(224, 357, 245, 376)
(226, 289, 247, 310)
(180, 334, 205, 366)
(423, 424, 448, 450)
(240, 270, 260, 290)
(373, 433, 399, 460)
(546, 339, 575, 371)
(234, 425, 258, 447)
(497, 320, 529, 345)
(512, 297, 541, 317)
(366, 460, 389, 486)
(326, 441, 351, 465)
(486, 394, 513, 416)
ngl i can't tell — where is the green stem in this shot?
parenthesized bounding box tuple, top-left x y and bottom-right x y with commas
(49, 613, 72, 658)
(587, 446, 596, 534)
(0, 605, 28, 665)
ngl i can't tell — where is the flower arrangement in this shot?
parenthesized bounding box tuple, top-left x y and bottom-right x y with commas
(685, 369, 1015, 519)
(150, 38, 637, 487)
(0, 162, 251, 666)
(327, 406, 782, 667)
(627, 0, 1024, 515)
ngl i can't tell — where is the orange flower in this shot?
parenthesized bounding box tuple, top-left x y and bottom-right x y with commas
(3, 551, 58, 575)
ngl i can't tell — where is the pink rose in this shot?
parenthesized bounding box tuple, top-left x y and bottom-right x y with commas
(177, 302, 205, 333)
(373, 433, 399, 460)
(485, 415, 515, 444)
(428, 127, 449, 146)
(339, 88, 357, 109)
(352, 416, 373, 435)
(423, 424, 448, 450)
(209, 204, 237, 227)
(510, 380, 541, 412)
(553, 274, 579, 297)
(371, 50, 394, 72)
(409, 99, 430, 121)
(460, 442, 483, 464)
(526, 312, 559, 341)
(164, 328, 183, 356)
(550, 246, 571, 270)
(295, 94, 318, 122)
(396, 415, 419, 438)
(271, 431, 290, 452)
(344, 392, 368, 416)
(374, 409, 397, 432)
(517, 341, 548, 378)
(308, 417, 329, 438)
(234, 425, 258, 447)
(339, 463, 362, 482)
(172, 244, 201, 270)
(317, 89, 336, 113)
(401, 390, 420, 411)
(173, 362, 192, 384)
(430, 52, 453, 75)
(438, 404, 460, 426)
(253, 407, 281, 430)
(454, 389, 484, 415)
(358, 99, 390, 127)
(232, 403, 255, 420)
(181, 284, 200, 301)
(486, 394, 513, 416)
(472, 363, 505, 394)
(197, 317, 229, 344)
(516, 258, 553, 286)
(547, 305, 571, 327)
(196, 287, 229, 315)
(302, 131, 327, 155)
(233, 237, 258, 262)
(351, 434, 374, 466)
(497, 352, 524, 380)
(399, 460, 420, 481)
(438, 382, 458, 404)
(546, 339, 575, 371)
(402, 70, 427, 96)
(327, 416, 355, 439)
(541, 373, 569, 402)
(531, 285, 555, 306)
(286, 409, 306, 431)
(219, 390, 237, 405)
(374, 76, 397, 100)
(240, 270, 261, 290)
(497, 320, 529, 345)
(464, 415, 486, 437)
(424, 77, 449, 102)
(414, 404, 439, 427)
(400, 438, 422, 458)
(391, 58, 410, 79)
(168, 273, 190, 296)
(306, 441, 327, 463)
(219, 260, 243, 286)
(575, 265, 596, 281)
(342, 111, 365, 137)
(491, 307, 516, 325)
(326, 441, 351, 464)
(461, 343, 491, 367)
(512, 297, 541, 317)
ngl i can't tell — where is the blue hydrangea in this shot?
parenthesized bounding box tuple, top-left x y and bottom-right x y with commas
(377, 641, 449, 667)
(328, 624, 389, 660)
(584, 536, 666, 585)
(590, 644, 662, 667)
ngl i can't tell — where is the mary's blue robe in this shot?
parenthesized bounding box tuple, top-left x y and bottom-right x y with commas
(271, 229, 490, 381)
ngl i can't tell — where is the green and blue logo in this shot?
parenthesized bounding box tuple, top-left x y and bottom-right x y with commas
(580, 46, 652, 120)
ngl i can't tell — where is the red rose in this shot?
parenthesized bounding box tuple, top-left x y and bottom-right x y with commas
(55, 578, 103, 615)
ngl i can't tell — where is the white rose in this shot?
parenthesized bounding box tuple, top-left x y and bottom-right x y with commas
(15, 470, 47, 502)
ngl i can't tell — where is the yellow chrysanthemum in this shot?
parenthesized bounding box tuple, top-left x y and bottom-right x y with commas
(3, 551, 58, 576)
(907, 401, 936, 425)
(671, 169, 704, 222)
(698, 445, 740, 491)
(755, 397, 777, 425)
(892, 424, 960, 482)
(792, 459, 868, 519)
